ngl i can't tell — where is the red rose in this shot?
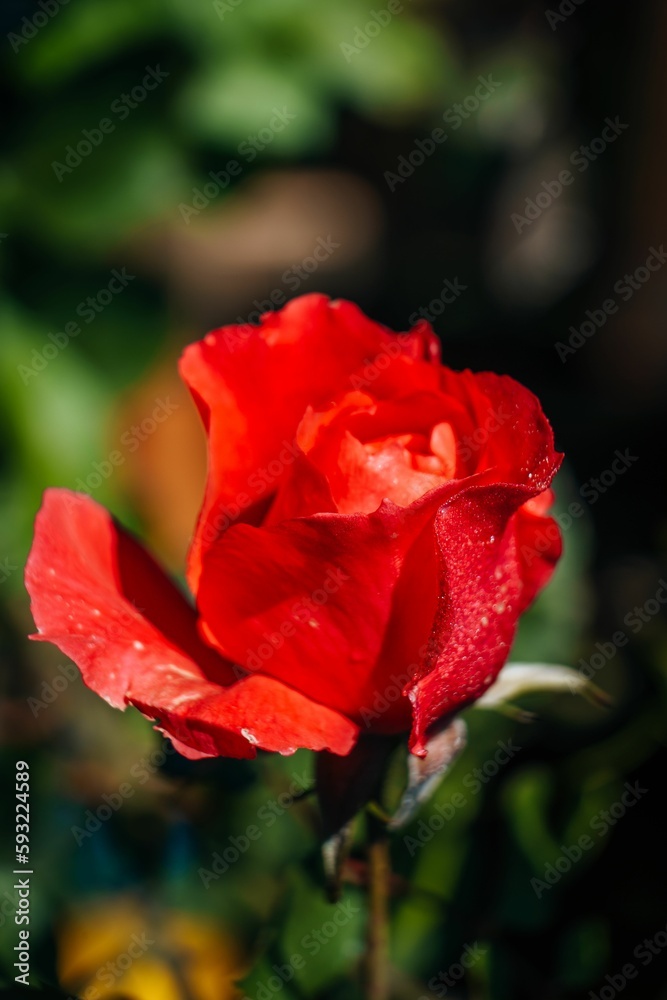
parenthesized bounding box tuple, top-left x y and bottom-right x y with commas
(25, 293, 562, 760)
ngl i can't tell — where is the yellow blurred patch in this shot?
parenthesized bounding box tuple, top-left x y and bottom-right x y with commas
(57, 895, 241, 1000)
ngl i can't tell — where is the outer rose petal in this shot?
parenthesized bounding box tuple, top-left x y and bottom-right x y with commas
(127, 673, 359, 760)
(407, 479, 558, 755)
(25, 489, 358, 758)
(179, 294, 441, 591)
(197, 485, 465, 730)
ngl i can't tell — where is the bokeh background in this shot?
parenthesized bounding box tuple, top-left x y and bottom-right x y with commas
(1, 0, 666, 997)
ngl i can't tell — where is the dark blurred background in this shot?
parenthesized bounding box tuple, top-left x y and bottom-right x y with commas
(1, 0, 666, 997)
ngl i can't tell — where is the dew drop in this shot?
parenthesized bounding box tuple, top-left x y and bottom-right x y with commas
(133, 640, 145, 651)
(493, 601, 506, 614)
(480, 615, 489, 627)
(241, 728, 259, 745)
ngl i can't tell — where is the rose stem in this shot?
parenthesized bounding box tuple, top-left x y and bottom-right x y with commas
(365, 812, 391, 1000)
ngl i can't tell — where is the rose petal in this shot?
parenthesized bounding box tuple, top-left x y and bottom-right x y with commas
(179, 294, 441, 591)
(25, 489, 358, 758)
(441, 369, 562, 484)
(25, 489, 234, 706)
(197, 487, 461, 729)
(407, 481, 552, 755)
(295, 393, 471, 515)
(128, 672, 359, 759)
(514, 490, 563, 611)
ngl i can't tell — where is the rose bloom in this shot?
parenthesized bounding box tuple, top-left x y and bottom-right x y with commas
(26, 294, 561, 760)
